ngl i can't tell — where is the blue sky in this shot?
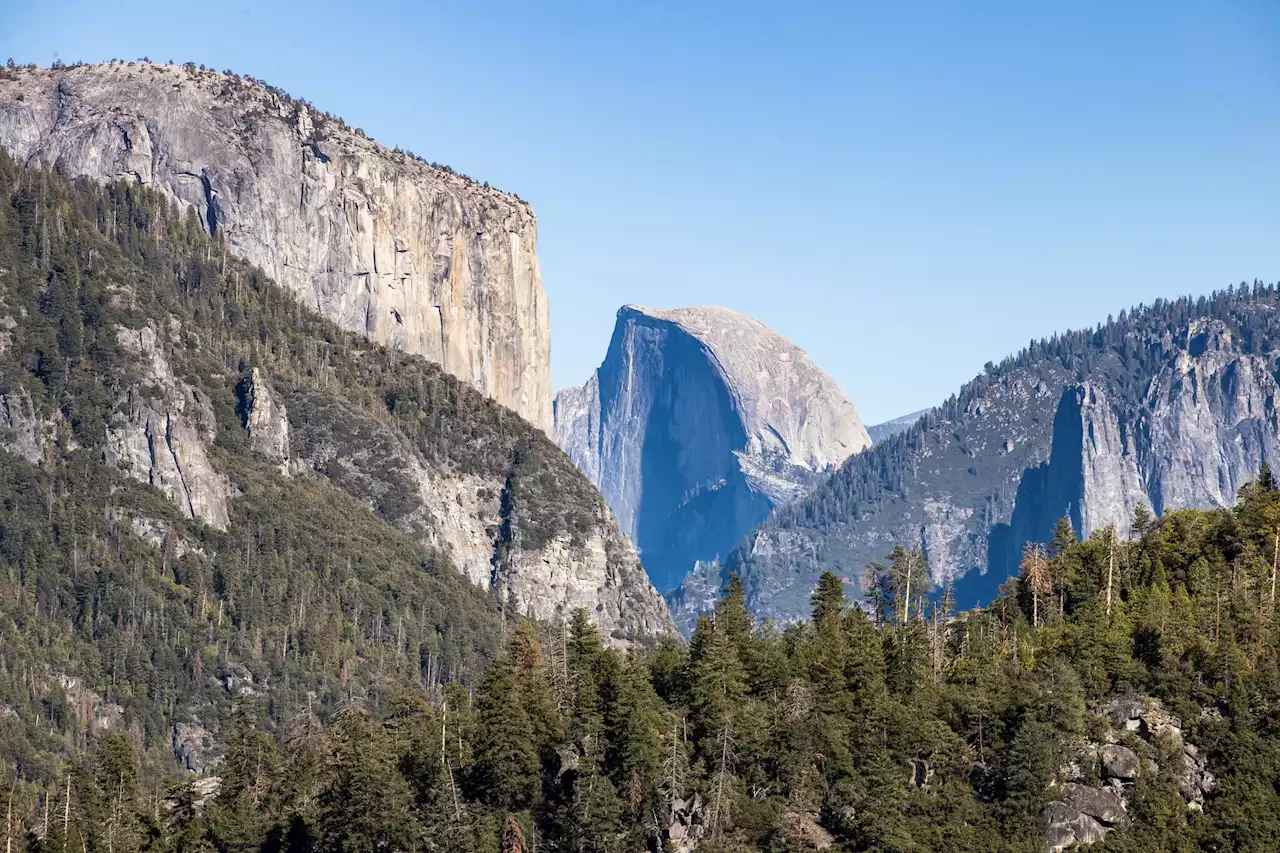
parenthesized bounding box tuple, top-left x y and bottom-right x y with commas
(3, 1, 1277, 423)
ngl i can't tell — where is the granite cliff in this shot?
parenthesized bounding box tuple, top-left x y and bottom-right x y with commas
(726, 285, 1280, 624)
(554, 304, 871, 595)
(0, 61, 551, 429)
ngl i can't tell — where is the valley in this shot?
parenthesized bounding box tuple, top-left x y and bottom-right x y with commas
(0, 52, 1277, 853)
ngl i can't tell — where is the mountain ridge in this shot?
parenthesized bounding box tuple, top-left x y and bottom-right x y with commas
(718, 283, 1280, 622)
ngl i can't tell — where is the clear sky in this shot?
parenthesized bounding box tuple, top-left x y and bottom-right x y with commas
(3, 1, 1277, 424)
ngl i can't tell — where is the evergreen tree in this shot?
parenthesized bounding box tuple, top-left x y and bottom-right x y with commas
(317, 708, 417, 853)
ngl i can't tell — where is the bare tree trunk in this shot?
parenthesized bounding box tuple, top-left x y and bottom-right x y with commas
(62, 774, 71, 853)
(709, 726, 732, 838)
(902, 566, 912, 627)
(1106, 532, 1115, 618)
(1215, 582, 1222, 648)
(1271, 527, 1277, 605)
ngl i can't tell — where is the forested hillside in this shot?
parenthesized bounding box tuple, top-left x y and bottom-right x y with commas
(0, 151, 670, 842)
(13, 467, 1280, 851)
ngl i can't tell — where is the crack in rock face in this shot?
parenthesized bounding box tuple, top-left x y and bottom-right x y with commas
(104, 326, 231, 531)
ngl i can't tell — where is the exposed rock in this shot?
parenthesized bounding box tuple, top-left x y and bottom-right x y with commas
(554, 304, 871, 610)
(1101, 696, 1148, 729)
(908, 757, 933, 789)
(1049, 695, 1213, 850)
(126, 515, 203, 559)
(219, 663, 259, 698)
(104, 326, 231, 529)
(48, 673, 124, 731)
(665, 790, 706, 853)
(1180, 747, 1216, 808)
(190, 776, 221, 806)
(502, 525, 675, 640)
(1004, 321, 1280, 568)
(1100, 744, 1141, 781)
(172, 719, 219, 775)
(1062, 783, 1127, 826)
(244, 368, 290, 466)
(1043, 802, 1108, 853)
(783, 809, 834, 849)
(731, 310, 1280, 624)
(0, 63, 551, 430)
(0, 386, 44, 464)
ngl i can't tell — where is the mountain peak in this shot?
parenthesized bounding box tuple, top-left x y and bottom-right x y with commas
(555, 303, 870, 593)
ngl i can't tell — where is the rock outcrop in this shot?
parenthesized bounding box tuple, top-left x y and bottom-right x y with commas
(243, 367, 291, 467)
(105, 325, 232, 530)
(1000, 320, 1279, 569)
(730, 295, 1280, 624)
(1044, 696, 1214, 852)
(554, 304, 871, 597)
(0, 386, 45, 465)
(0, 62, 551, 430)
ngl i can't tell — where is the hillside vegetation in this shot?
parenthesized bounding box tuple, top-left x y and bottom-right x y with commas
(0, 152, 628, 830)
(12, 470, 1280, 851)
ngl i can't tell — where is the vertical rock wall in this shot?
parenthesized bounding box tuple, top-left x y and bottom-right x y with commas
(0, 63, 552, 430)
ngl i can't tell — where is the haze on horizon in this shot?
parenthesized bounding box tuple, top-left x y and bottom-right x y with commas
(3, 0, 1277, 424)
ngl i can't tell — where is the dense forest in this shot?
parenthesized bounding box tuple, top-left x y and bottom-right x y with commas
(11, 470, 1280, 851)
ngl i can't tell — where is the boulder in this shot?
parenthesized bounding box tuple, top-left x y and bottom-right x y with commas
(1062, 783, 1127, 826)
(1101, 744, 1141, 781)
(1044, 802, 1108, 853)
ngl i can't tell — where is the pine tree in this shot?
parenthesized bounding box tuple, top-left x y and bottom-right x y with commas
(605, 655, 665, 824)
(470, 646, 543, 811)
(808, 571, 850, 715)
(688, 617, 747, 748)
(317, 708, 417, 853)
(94, 731, 142, 853)
(209, 704, 277, 853)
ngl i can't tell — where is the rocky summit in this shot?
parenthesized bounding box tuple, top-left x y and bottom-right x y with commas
(727, 285, 1280, 623)
(0, 62, 552, 429)
(554, 304, 871, 598)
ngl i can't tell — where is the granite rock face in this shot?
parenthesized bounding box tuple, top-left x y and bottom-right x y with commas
(731, 305, 1280, 624)
(243, 367, 291, 467)
(0, 386, 45, 465)
(1005, 320, 1279, 553)
(554, 304, 871, 596)
(105, 325, 232, 530)
(0, 63, 551, 430)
